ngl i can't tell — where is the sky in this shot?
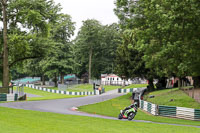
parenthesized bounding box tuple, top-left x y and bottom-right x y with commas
(54, 0, 119, 38)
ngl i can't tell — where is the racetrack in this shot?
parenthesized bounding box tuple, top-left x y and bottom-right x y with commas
(0, 89, 199, 129)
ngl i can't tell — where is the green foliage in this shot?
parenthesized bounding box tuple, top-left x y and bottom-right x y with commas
(0, 0, 63, 83)
(74, 20, 121, 79)
(114, 0, 200, 87)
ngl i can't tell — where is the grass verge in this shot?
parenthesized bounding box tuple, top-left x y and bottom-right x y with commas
(144, 88, 200, 109)
(0, 107, 199, 133)
(47, 84, 120, 92)
(122, 84, 148, 89)
(16, 87, 82, 101)
(78, 93, 200, 126)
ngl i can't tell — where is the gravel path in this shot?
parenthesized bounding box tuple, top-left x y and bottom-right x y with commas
(0, 88, 199, 129)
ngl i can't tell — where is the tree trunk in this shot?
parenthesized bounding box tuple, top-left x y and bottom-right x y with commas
(2, 0, 9, 87)
(193, 76, 200, 89)
(148, 78, 155, 91)
(88, 48, 92, 81)
(54, 73, 58, 87)
(178, 78, 182, 89)
(60, 73, 64, 84)
(42, 75, 45, 85)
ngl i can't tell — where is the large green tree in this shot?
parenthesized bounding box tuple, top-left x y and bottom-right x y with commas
(114, 0, 156, 90)
(40, 13, 75, 86)
(0, 0, 61, 87)
(74, 19, 103, 80)
(114, 0, 200, 88)
(74, 20, 121, 80)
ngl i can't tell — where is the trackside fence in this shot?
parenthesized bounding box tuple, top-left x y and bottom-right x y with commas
(0, 93, 18, 101)
(26, 84, 101, 96)
(140, 100, 200, 121)
(118, 87, 146, 93)
(140, 100, 158, 115)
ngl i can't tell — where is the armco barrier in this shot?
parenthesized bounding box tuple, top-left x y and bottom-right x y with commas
(0, 93, 18, 101)
(158, 105, 200, 121)
(140, 100, 200, 121)
(26, 84, 100, 96)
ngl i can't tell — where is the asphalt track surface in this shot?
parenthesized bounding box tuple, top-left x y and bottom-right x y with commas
(0, 89, 200, 129)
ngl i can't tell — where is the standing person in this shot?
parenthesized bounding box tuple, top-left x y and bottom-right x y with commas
(9, 82, 12, 86)
(93, 83, 96, 91)
(98, 86, 102, 94)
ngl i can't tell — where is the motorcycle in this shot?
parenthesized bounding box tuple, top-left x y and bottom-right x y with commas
(118, 104, 137, 120)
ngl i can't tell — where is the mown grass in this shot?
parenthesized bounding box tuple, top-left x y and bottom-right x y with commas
(48, 84, 120, 92)
(47, 84, 147, 92)
(144, 88, 200, 109)
(122, 84, 148, 89)
(16, 87, 82, 101)
(79, 93, 200, 126)
(0, 107, 199, 133)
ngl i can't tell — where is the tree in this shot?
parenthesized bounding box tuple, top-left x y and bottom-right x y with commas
(40, 13, 75, 86)
(115, 30, 155, 90)
(114, 0, 156, 90)
(74, 19, 102, 81)
(1, 0, 9, 87)
(0, 0, 61, 87)
(74, 20, 121, 80)
(114, 0, 200, 89)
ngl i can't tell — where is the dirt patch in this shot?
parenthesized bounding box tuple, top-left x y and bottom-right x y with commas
(184, 88, 200, 103)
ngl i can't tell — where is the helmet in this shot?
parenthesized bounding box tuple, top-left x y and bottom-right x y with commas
(134, 102, 138, 107)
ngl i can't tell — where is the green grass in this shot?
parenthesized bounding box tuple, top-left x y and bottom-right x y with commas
(16, 87, 82, 101)
(122, 84, 148, 89)
(0, 107, 199, 133)
(144, 88, 200, 109)
(48, 84, 120, 92)
(46, 87, 58, 90)
(47, 84, 147, 92)
(79, 93, 200, 126)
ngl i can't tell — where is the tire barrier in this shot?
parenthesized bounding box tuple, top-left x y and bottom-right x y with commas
(0, 93, 18, 101)
(26, 84, 100, 96)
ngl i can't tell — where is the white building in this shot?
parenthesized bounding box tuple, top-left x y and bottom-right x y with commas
(101, 74, 133, 86)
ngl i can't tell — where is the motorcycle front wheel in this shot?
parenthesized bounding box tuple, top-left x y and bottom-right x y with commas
(128, 112, 135, 120)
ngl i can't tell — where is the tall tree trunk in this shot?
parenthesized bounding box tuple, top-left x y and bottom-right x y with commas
(148, 78, 155, 91)
(178, 78, 182, 89)
(42, 75, 45, 85)
(193, 76, 200, 89)
(88, 48, 92, 82)
(2, 0, 9, 87)
(60, 72, 64, 84)
(54, 73, 58, 87)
